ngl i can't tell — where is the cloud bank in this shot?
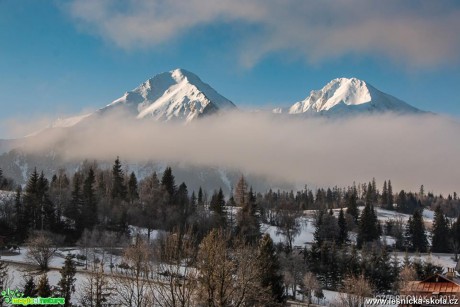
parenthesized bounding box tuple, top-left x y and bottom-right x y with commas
(18, 111, 460, 194)
(66, 0, 460, 68)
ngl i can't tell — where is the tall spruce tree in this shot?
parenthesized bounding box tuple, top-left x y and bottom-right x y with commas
(235, 180, 260, 245)
(387, 180, 394, 210)
(258, 234, 285, 305)
(24, 168, 40, 231)
(161, 167, 176, 198)
(68, 174, 83, 234)
(345, 188, 359, 224)
(337, 208, 348, 246)
(357, 203, 379, 248)
(14, 187, 28, 242)
(127, 172, 139, 204)
(197, 187, 204, 206)
(431, 206, 450, 253)
(210, 188, 227, 228)
(381, 181, 388, 207)
(23, 276, 37, 297)
(57, 255, 77, 307)
(82, 168, 98, 230)
(111, 157, 127, 200)
(405, 209, 428, 252)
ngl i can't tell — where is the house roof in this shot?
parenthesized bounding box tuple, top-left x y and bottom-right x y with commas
(402, 274, 460, 294)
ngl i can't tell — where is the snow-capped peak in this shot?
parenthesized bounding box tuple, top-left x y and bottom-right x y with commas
(105, 68, 236, 122)
(287, 77, 420, 115)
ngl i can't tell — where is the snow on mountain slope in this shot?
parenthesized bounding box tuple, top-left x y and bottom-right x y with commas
(103, 68, 236, 122)
(286, 78, 421, 116)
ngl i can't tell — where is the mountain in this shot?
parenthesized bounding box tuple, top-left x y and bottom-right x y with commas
(279, 77, 421, 116)
(53, 68, 236, 128)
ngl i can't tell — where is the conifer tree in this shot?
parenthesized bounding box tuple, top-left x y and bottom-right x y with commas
(345, 188, 359, 224)
(357, 203, 379, 248)
(38, 172, 55, 232)
(431, 206, 450, 253)
(387, 180, 394, 210)
(111, 157, 127, 200)
(381, 181, 388, 207)
(24, 168, 40, 230)
(258, 234, 285, 304)
(235, 179, 260, 245)
(197, 187, 204, 206)
(210, 188, 226, 227)
(23, 276, 37, 297)
(160, 167, 176, 198)
(127, 172, 139, 204)
(82, 168, 98, 230)
(337, 208, 348, 245)
(405, 209, 428, 252)
(14, 186, 28, 242)
(190, 191, 197, 212)
(68, 174, 83, 233)
(57, 255, 77, 307)
(36, 274, 52, 298)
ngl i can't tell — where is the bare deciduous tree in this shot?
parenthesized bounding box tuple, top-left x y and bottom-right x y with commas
(151, 229, 198, 307)
(109, 239, 154, 307)
(26, 231, 57, 271)
(398, 265, 417, 293)
(303, 271, 320, 306)
(276, 202, 302, 251)
(79, 262, 113, 307)
(196, 229, 269, 306)
(336, 274, 373, 307)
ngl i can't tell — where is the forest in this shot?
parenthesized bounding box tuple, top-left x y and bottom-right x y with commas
(0, 158, 459, 306)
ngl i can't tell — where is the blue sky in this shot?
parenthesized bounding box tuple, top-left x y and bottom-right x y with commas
(1, 0, 460, 136)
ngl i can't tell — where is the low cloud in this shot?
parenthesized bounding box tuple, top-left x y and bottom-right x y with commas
(17, 111, 460, 194)
(65, 0, 460, 68)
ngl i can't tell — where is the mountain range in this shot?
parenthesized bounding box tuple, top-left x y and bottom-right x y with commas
(49, 68, 422, 129)
(0, 69, 425, 193)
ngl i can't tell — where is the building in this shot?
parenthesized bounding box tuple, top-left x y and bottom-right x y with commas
(400, 269, 460, 306)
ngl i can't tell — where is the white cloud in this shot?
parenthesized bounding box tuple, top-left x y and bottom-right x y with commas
(17, 111, 460, 194)
(65, 0, 460, 68)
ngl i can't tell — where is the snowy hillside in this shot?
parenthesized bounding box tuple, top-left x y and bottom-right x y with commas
(281, 78, 421, 116)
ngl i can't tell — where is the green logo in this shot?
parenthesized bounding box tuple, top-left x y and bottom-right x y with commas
(1, 288, 65, 305)
(1, 289, 24, 304)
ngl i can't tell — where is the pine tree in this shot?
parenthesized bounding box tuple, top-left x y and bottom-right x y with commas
(14, 187, 28, 242)
(82, 168, 98, 230)
(258, 234, 285, 304)
(111, 157, 127, 200)
(68, 173, 83, 233)
(197, 187, 204, 206)
(36, 274, 52, 298)
(24, 168, 40, 230)
(57, 255, 77, 307)
(381, 181, 388, 207)
(127, 172, 139, 204)
(419, 185, 425, 199)
(405, 209, 428, 252)
(23, 276, 37, 297)
(210, 188, 227, 228)
(235, 180, 260, 245)
(337, 208, 348, 246)
(161, 167, 176, 198)
(345, 188, 359, 224)
(357, 203, 379, 248)
(387, 180, 394, 210)
(431, 206, 450, 253)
